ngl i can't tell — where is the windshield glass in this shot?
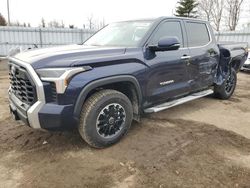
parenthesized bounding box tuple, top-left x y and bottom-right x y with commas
(84, 21, 153, 47)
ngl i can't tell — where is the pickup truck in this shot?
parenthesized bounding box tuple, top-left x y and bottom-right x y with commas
(8, 17, 248, 148)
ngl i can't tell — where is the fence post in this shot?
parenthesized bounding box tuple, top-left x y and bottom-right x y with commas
(39, 28, 43, 47)
(217, 31, 220, 41)
(80, 29, 84, 43)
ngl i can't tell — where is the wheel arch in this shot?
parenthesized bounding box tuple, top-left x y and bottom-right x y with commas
(73, 75, 143, 122)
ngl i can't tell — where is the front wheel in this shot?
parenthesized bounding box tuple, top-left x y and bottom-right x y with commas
(214, 68, 237, 100)
(78, 89, 133, 148)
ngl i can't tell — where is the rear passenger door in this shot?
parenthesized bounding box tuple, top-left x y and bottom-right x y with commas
(184, 21, 220, 91)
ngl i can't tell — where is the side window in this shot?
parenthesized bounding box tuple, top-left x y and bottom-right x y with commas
(150, 21, 184, 47)
(186, 22, 210, 47)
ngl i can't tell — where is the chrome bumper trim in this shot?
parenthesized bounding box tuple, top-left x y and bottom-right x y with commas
(8, 57, 45, 129)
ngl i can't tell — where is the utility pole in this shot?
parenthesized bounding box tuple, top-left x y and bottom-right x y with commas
(7, 0, 10, 25)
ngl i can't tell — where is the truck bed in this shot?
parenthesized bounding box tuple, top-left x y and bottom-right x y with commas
(218, 42, 248, 71)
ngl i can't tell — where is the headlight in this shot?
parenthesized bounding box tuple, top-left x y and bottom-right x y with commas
(36, 66, 91, 93)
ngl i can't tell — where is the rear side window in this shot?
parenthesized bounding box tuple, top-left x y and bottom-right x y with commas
(150, 21, 184, 47)
(186, 22, 210, 47)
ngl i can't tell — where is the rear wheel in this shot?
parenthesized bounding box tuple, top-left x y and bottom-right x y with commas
(214, 68, 237, 99)
(78, 89, 133, 148)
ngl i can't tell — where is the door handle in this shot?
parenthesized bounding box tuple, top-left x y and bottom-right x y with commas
(181, 55, 191, 60)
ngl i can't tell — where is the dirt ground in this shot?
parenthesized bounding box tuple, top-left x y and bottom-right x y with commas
(0, 59, 250, 188)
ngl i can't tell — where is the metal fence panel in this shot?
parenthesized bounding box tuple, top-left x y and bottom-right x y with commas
(2, 26, 249, 56)
(0, 26, 94, 56)
(216, 28, 250, 46)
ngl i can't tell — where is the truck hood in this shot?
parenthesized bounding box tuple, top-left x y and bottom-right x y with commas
(13, 44, 127, 69)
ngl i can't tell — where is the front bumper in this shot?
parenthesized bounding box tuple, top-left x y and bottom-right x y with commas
(38, 103, 75, 130)
(8, 57, 45, 129)
(8, 57, 76, 130)
(9, 91, 29, 125)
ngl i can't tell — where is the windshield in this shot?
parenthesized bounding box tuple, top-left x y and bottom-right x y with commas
(84, 21, 153, 47)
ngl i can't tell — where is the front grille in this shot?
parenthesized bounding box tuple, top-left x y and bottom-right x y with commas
(51, 83, 57, 102)
(9, 63, 37, 105)
(44, 82, 57, 103)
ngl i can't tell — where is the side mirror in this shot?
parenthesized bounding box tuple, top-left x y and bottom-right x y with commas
(149, 37, 180, 52)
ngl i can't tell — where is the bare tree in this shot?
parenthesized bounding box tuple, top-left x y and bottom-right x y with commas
(198, 0, 224, 31)
(99, 17, 106, 29)
(226, 0, 244, 30)
(0, 13, 7, 26)
(210, 0, 224, 31)
(87, 14, 94, 30)
(198, 0, 214, 21)
(48, 20, 64, 28)
(41, 18, 46, 27)
(11, 21, 21, 26)
(61, 20, 65, 28)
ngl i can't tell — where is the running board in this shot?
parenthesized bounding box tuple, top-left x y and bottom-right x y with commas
(144, 89, 214, 113)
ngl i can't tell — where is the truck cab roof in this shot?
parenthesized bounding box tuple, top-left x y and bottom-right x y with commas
(117, 16, 209, 24)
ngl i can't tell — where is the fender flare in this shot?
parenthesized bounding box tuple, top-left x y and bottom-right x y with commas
(73, 75, 142, 120)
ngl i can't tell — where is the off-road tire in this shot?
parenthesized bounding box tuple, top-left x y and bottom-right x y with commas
(78, 89, 133, 148)
(214, 68, 237, 100)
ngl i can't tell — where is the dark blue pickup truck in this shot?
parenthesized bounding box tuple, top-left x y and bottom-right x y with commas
(8, 17, 248, 148)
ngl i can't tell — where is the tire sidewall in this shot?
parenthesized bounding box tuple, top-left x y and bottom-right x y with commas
(81, 92, 133, 147)
(224, 69, 237, 97)
(214, 68, 237, 100)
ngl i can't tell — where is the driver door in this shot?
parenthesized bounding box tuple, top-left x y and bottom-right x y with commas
(144, 20, 191, 106)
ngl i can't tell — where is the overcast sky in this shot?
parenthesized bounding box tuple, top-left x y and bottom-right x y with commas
(0, 0, 177, 27)
(0, 0, 249, 29)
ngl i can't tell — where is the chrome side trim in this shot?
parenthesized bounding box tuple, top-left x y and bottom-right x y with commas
(8, 57, 45, 129)
(144, 89, 214, 113)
